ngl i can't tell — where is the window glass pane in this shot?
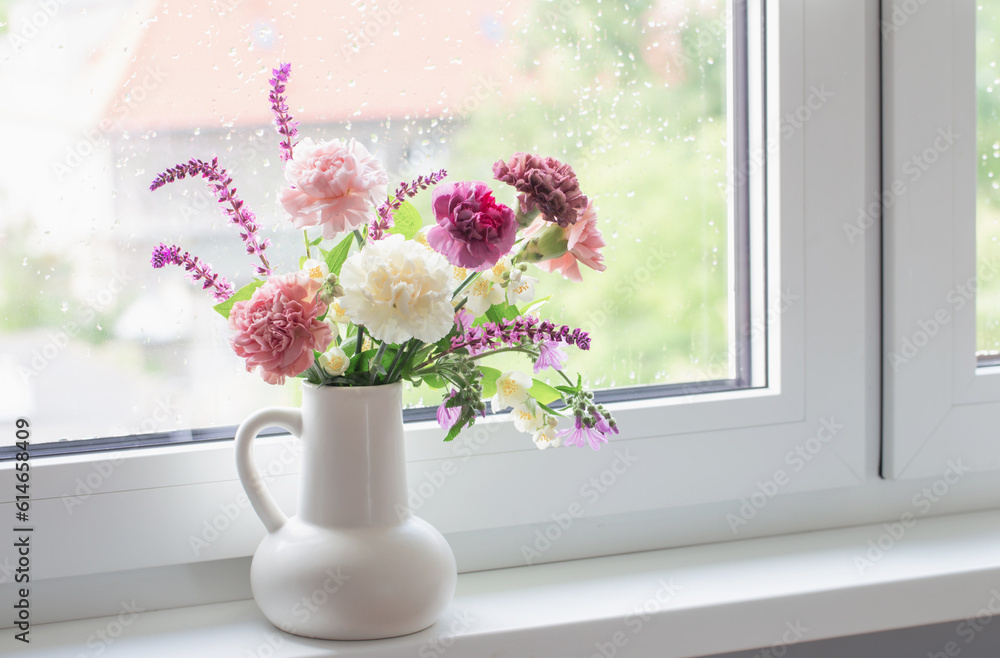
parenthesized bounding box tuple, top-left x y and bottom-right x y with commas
(0, 0, 736, 443)
(978, 1, 1000, 356)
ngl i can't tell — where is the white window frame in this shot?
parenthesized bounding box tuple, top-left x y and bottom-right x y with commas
(17, 0, 991, 625)
(881, 0, 1000, 479)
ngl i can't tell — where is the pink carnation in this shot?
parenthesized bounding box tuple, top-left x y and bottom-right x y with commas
(525, 200, 607, 282)
(228, 273, 333, 385)
(279, 138, 388, 239)
(427, 181, 517, 271)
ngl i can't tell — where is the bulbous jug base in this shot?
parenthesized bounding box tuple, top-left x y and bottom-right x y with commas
(249, 515, 458, 641)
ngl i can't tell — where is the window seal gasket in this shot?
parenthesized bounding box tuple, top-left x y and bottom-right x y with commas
(0, 379, 752, 460)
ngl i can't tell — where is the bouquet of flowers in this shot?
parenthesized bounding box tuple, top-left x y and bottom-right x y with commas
(148, 63, 617, 450)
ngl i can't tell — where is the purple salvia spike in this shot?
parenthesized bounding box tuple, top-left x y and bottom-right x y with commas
(370, 168, 448, 240)
(448, 317, 591, 355)
(269, 62, 299, 163)
(150, 243, 235, 302)
(150, 159, 273, 275)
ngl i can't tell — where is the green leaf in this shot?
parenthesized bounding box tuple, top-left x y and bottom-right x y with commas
(213, 280, 264, 319)
(422, 372, 448, 389)
(530, 378, 563, 405)
(479, 366, 502, 399)
(325, 234, 354, 276)
(387, 200, 422, 240)
(444, 420, 466, 442)
(519, 295, 551, 316)
(309, 236, 324, 247)
(537, 401, 563, 416)
(483, 305, 503, 325)
(483, 300, 520, 325)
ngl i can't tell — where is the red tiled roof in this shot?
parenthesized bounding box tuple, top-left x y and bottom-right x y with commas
(105, 0, 526, 130)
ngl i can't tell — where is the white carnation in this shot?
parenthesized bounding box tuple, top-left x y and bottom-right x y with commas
(339, 234, 454, 344)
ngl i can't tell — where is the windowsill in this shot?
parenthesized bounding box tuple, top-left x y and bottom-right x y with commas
(7, 508, 1000, 657)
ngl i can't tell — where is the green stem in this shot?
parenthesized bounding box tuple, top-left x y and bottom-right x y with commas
(369, 342, 387, 385)
(382, 344, 408, 385)
(467, 346, 536, 362)
(453, 271, 480, 298)
(556, 369, 575, 387)
(386, 339, 423, 383)
(303, 230, 311, 259)
(354, 326, 366, 358)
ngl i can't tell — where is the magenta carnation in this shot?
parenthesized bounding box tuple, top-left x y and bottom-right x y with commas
(427, 181, 517, 271)
(492, 152, 588, 227)
(228, 273, 332, 385)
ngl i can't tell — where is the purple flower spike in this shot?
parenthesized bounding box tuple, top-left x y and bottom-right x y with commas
(449, 316, 591, 356)
(150, 158, 272, 276)
(269, 62, 299, 163)
(370, 169, 448, 240)
(150, 243, 234, 302)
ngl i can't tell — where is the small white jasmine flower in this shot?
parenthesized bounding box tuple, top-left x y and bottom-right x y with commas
(533, 424, 562, 450)
(328, 301, 351, 324)
(491, 370, 532, 411)
(483, 257, 513, 285)
(510, 399, 546, 433)
(318, 345, 350, 376)
(301, 258, 330, 281)
(506, 274, 537, 305)
(461, 275, 504, 315)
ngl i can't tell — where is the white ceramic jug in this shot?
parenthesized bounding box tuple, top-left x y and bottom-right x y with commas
(235, 381, 457, 640)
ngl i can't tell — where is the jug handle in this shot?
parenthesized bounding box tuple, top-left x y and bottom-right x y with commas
(235, 407, 302, 533)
